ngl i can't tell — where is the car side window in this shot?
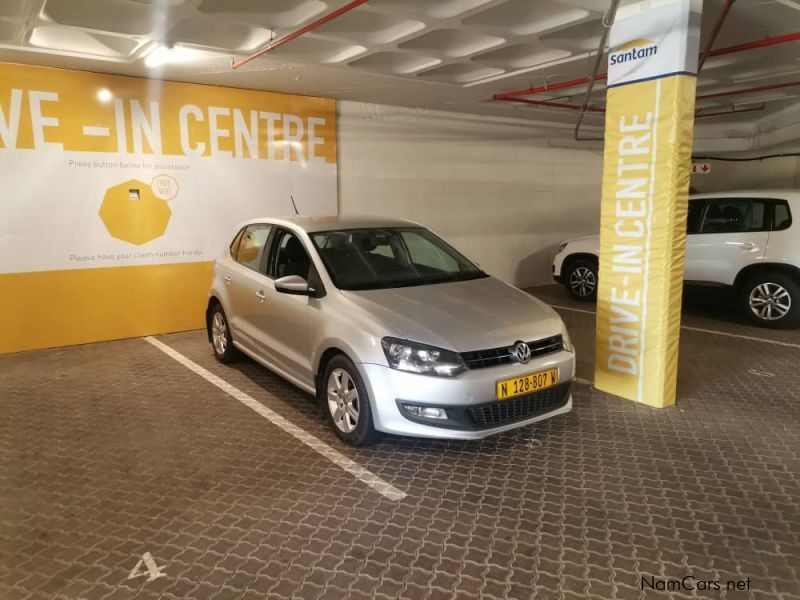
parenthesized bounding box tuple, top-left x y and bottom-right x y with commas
(699, 199, 767, 234)
(230, 228, 244, 258)
(687, 199, 703, 234)
(269, 230, 312, 280)
(235, 224, 272, 271)
(772, 200, 792, 231)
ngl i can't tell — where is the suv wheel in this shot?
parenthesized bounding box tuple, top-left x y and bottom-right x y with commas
(321, 355, 378, 446)
(564, 258, 598, 302)
(210, 304, 238, 363)
(740, 273, 800, 329)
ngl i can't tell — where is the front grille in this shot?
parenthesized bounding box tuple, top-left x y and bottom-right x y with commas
(459, 335, 563, 369)
(466, 383, 571, 428)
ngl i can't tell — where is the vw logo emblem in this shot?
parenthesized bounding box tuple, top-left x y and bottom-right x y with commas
(513, 341, 531, 364)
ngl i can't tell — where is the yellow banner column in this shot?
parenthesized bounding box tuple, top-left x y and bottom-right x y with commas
(594, 0, 702, 407)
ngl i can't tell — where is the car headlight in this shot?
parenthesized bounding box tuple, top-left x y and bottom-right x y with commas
(381, 337, 466, 377)
(561, 322, 574, 353)
(557, 241, 568, 254)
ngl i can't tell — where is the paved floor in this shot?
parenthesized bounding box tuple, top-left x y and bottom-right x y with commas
(1, 284, 798, 600)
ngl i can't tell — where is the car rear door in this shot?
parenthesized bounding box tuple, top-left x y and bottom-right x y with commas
(684, 198, 769, 285)
(225, 223, 274, 355)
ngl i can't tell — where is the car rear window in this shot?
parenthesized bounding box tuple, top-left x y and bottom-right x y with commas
(773, 200, 792, 231)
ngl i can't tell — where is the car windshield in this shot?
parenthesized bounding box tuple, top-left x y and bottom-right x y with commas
(310, 227, 487, 291)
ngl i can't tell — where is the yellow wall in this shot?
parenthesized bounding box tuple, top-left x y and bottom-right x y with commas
(0, 63, 337, 354)
(0, 262, 213, 354)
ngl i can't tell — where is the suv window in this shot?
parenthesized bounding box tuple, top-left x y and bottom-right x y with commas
(235, 224, 272, 271)
(269, 230, 312, 280)
(699, 199, 767, 234)
(772, 200, 792, 231)
(687, 199, 703, 234)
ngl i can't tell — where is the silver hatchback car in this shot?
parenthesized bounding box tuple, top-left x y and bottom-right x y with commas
(207, 216, 575, 446)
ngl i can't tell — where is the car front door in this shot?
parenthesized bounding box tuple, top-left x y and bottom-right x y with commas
(225, 223, 274, 357)
(256, 228, 324, 387)
(684, 198, 769, 285)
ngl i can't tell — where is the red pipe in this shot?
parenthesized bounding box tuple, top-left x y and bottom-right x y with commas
(696, 80, 800, 100)
(500, 80, 800, 111)
(698, 0, 735, 70)
(706, 31, 800, 58)
(494, 74, 607, 101)
(231, 0, 369, 70)
(493, 31, 800, 101)
(695, 105, 764, 119)
(500, 99, 767, 121)
(503, 97, 605, 112)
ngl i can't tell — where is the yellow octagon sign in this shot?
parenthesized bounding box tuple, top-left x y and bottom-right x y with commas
(99, 179, 172, 245)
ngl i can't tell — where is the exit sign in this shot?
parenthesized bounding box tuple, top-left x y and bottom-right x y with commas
(692, 162, 711, 174)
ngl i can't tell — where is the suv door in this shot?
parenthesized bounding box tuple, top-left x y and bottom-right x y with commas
(682, 198, 705, 278)
(226, 223, 273, 355)
(684, 198, 769, 285)
(256, 228, 324, 387)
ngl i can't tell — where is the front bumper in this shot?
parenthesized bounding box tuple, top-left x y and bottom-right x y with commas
(358, 349, 575, 440)
(552, 249, 567, 283)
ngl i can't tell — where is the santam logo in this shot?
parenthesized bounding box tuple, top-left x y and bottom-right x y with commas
(609, 38, 657, 66)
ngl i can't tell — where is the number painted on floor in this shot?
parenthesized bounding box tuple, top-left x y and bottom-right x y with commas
(127, 552, 167, 582)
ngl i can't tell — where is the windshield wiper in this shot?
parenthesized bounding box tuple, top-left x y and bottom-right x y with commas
(343, 271, 487, 290)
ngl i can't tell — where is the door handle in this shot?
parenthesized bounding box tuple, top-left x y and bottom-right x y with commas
(255, 290, 266, 302)
(739, 242, 756, 250)
(223, 275, 232, 284)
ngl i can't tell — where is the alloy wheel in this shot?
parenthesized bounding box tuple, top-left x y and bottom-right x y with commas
(211, 311, 228, 355)
(327, 368, 359, 433)
(749, 282, 791, 321)
(570, 266, 596, 297)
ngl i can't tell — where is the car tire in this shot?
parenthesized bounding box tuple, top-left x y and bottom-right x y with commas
(564, 258, 598, 302)
(209, 304, 238, 363)
(321, 355, 378, 447)
(740, 273, 800, 329)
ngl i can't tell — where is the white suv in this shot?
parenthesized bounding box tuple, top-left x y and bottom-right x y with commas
(553, 190, 800, 329)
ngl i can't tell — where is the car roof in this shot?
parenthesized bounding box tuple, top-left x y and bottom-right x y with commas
(691, 189, 800, 202)
(240, 214, 422, 233)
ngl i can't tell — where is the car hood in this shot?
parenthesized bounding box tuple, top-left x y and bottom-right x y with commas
(341, 276, 563, 352)
(566, 233, 599, 244)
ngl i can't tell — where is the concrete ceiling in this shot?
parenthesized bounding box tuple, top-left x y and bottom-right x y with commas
(0, 0, 799, 142)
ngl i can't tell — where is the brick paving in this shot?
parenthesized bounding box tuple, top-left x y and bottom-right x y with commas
(0, 285, 798, 600)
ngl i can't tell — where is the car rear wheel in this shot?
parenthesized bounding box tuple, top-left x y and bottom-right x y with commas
(564, 258, 598, 302)
(210, 304, 238, 363)
(740, 273, 800, 329)
(322, 355, 378, 446)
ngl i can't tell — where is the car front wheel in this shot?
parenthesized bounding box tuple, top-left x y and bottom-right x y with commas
(564, 258, 598, 302)
(322, 355, 378, 446)
(740, 273, 800, 329)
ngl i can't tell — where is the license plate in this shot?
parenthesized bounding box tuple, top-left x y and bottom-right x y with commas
(496, 368, 559, 400)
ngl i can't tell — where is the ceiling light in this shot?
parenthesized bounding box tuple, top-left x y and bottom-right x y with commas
(144, 44, 217, 68)
(97, 88, 113, 103)
(145, 44, 171, 68)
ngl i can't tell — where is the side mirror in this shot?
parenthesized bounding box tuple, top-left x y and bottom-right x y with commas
(275, 275, 315, 296)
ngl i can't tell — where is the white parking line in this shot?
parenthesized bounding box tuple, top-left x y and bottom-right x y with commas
(550, 304, 596, 316)
(144, 336, 407, 502)
(549, 304, 800, 349)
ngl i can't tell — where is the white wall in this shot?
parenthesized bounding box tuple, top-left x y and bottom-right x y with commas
(336, 101, 604, 287)
(691, 155, 800, 193)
